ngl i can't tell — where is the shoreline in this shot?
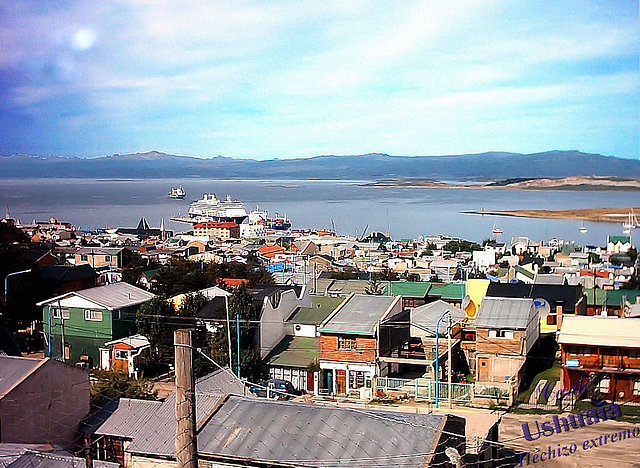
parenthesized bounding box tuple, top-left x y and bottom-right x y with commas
(463, 207, 640, 223)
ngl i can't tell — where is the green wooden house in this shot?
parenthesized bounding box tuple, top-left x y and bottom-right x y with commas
(38, 282, 155, 367)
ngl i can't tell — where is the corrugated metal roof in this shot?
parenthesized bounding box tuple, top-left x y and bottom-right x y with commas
(0, 356, 41, 397)
(266, 335, 319, 368)
(319, 294, 397, 335)
(385, 281, 432, 298)
(38, 282, 155, 310)
(104, 334, 150, 348)
(288, 296, 344, 325)
(126, 368, 245, 457)
(558, 316, 640, 348)
(196, 396, 447, 467)
(89, 398, 162, 438)
(327, 280, 370, 295)
(474, 297, 535, 330)
(0, 449, 119, 468)
(410, 300, 465, 336)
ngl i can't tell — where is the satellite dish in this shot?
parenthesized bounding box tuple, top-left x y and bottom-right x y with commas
(463, 296, 476, 317)
(534, 298, 551, 318)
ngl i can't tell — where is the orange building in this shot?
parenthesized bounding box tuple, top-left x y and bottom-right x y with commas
(192, 221, 239, 239)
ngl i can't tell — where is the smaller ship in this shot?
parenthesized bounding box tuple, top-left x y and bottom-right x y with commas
(267, 213, 292, 230)
(579, 221, 588, 234)
(491, 221, 503, 236)
(169, 186, 186, 199)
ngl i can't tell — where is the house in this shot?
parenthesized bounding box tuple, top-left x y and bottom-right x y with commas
(109, 394, 464, 468)
(101, 334, 150, 377)
(318, 293, 403, 397)
(0, 444, 119, 468)
(266, 296, 344, 392)
(385, 281, 432, 308)
(607, 235, 631, 254)
(86, 367, 246, 467)
(192, 221, 239, 239)
(558, 316, 640, 403)
(38, 282, 155, 366)
(243, 285, 311, 358)
(37, 264, 98, 295)
(584, 288, 640, 316)
(0, 356, 89, 448)
(379, 300, 467, 380)
(74, 247, 126, 269)
(473, 297, 539, 387)
(486, 282, 586, 333)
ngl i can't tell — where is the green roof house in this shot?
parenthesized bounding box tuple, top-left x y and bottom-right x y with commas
(38, 282, 155, 367)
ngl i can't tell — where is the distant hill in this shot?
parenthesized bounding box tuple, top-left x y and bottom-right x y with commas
(1, 150, 639, 180)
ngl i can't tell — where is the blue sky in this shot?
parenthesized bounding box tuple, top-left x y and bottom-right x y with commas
(0, 0, 637, 159)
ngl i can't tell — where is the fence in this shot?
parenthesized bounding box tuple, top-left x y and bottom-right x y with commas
(375, 377, 474, 403)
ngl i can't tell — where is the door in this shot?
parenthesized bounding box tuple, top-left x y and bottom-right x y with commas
(100, 348, 110, 370)
(307, 371, 314, 392)
(478, 357, 489, 382)
(336, 370, 346, 394)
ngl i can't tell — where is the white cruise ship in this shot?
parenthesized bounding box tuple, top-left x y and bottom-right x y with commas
(188, 193, 248, 223)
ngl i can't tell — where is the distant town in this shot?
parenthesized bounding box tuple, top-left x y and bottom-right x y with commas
(1, 190, 640, 467)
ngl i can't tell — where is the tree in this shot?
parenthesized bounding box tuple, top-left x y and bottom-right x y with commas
(444, 240, 481, 253)
(90, 370, 157, 402)
(225, 285, 264, 381)
(365, 277, 385, 295)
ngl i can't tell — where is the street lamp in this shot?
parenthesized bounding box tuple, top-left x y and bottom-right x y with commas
(434, 309, 452, 409)
(4, 269, 31, 300)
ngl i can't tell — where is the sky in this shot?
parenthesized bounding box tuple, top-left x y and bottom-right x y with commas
(0, 0, 637, 159)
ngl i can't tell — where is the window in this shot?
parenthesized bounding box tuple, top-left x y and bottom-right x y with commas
(84, 310, 103, 321)
(349, 371, 365, 389)
(488, 329, 514, 339)
(81, 255, 88, 261)
(114, 349, 129, 360)
(104, 255, 111, 262)
(338, 337, 356, 350)
(52, 308, 70, 319)
(634, 380, 640, 396)
(462, 330, 476, 341)
(598, 377, 610, 393)
(546, 314, 557, 325)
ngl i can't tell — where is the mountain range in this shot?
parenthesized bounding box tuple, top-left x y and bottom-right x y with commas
(1, 150, 639, 180)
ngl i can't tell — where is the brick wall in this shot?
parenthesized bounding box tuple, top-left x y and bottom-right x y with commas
(319, 335, 376, 363)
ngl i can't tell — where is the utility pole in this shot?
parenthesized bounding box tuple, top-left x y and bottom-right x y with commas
(174, 329, 197, 468)
(447, 314, 452, 409)
(236, 313, 241, 378)
(224, 295, 233, 373)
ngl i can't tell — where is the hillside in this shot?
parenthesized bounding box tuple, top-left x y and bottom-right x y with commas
(1, 150, 639, 180)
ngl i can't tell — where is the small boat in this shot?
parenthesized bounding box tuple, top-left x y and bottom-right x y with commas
(579, 221, 588, 233)
(492, 221, 503, 236)
(169, 186, 186, 199)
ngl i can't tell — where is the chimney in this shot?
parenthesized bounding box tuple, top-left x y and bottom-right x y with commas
(556, 305, 563, 329)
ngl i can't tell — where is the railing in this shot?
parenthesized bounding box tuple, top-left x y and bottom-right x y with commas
(376, 377, 473, 402)
(474, 384, 511, 399)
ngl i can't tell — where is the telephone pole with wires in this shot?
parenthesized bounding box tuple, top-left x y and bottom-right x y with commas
(174, 329, 197, 468)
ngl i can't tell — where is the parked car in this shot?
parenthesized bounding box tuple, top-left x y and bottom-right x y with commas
(249, 379, 300, 400)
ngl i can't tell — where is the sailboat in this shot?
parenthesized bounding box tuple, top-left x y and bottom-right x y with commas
(492, 220, 503, 236)
(579, 221, 588, 233)
(622, 209, 638, 234)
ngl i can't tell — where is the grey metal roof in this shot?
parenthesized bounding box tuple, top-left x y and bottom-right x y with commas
(319, 294, 397, 335)
(0, 356, 41, 397)
(196, 396, 447, 467)
(88, 398, 162, 438)
(38, 282, 155, 310)
(0, 447, 119, 468)
(327, 279, 371, 295)
(410, 300, 466, 336)
(126, 368, 244, 457)
(196, 368, 247, 396)
(474, 297, 535, 330)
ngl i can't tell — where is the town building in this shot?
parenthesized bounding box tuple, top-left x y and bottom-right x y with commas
(0, 356, 89, 448)
(318, 293, 403, 397)
(38, 282, 155, 366)
(192, 221, 240, 239)
(558, 316, 640, 403)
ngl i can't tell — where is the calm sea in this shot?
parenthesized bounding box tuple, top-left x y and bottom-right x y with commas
(0, 178, 636, 244)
